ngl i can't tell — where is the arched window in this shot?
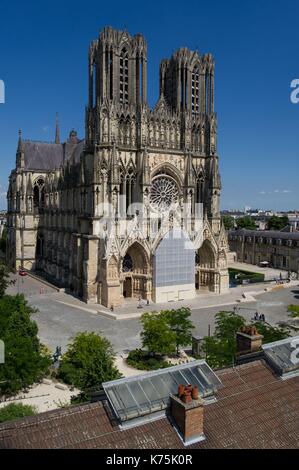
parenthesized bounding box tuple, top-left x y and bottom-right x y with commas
(40, 187, 45, 207)
(33, 178, 45, 209)
(109, 49, 113, 100)
(126, 168, 136, 214)
(122, 253, 133, 272)
(120, 48, 129, 104)
(93, 63, 97, 107)
(120, 168, 136, 216)
(195, 174, 204, 204)
(205, 71, 210, 114)
(192, 124, 199, 151)
(33, 185, 39, 208)
(192, 66, 200, 114)
(36, 234, 44, 258)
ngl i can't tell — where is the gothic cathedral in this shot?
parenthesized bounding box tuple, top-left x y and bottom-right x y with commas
(6, 27, 229, 307)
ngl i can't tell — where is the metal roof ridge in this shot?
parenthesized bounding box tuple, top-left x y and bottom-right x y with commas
(23, 139, 63, 145)
(103, 359, 208, 386)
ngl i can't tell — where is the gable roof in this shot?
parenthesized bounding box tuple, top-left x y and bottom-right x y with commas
(21, 139, 84, 171)
(23, 141, 64, 170)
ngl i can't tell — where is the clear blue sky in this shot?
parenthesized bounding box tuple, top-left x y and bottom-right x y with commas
(0, 0, 298, 211)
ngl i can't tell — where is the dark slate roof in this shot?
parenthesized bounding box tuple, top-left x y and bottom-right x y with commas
(230, 229, 299, 240)
(22, 139, 84, 171)
(0, 360, 298, 449)
(23, 141, 64, 171)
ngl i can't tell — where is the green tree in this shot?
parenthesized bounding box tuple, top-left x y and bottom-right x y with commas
(161, 307, 195, 355)
(214, 311, 246, 340)
(267, 215, 289, 231)
(0, 294, 51, 396)
(58, 332, 121, 392)
(201, 310, 290, 370)
(202, 311, 246, 369)
(202, 336, 232, 369)
(202, 312, 290, 368)
(0, 403, 37, 423)
(236, 216, 257, 230)
(0, 263, 15, 298)
(251, 321, 290, 343)
(140, 312, 176, 357)
(222, 215, 235, 231)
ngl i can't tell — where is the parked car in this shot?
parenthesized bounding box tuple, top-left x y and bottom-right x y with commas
(18, 268, 27, 276)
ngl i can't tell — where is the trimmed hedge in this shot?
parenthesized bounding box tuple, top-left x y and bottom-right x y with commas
(127, 349, 171, 371)
(288, 304, 299, 317)
(229, 268, 265, 284)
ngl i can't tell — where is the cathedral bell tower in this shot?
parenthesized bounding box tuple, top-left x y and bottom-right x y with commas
(85, 26, 147, 148)
(159, 49, 215, 116)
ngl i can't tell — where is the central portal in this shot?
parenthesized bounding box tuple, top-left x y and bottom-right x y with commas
(153, 229, 195, 303)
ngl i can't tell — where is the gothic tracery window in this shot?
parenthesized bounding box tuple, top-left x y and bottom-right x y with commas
(150, 174, 179, 212)
(192, 66, 200, 114)
(120, 168, 136, 216)
(126, 168, 135, 214)
(33, 178, 45, 209)
(120, 48, 129, 104)
(122, 253, 133, 272)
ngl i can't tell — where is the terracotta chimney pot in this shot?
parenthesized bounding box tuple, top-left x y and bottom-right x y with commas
(191, 385, 199, 400)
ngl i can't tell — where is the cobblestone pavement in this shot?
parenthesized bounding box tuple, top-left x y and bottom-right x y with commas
(7, 273, 298, 354)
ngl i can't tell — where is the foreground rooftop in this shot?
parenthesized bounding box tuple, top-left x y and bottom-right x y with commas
(0, 359, 298, 449)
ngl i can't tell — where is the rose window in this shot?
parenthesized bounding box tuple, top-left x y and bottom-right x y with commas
(150, 175, 179, 211)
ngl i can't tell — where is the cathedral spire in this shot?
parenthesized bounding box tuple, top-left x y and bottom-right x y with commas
(16, 129, 25, 168)
(55, 113, 60, 144)
(17, 129, 22, 152)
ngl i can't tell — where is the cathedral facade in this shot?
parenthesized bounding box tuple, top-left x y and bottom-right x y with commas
(6, 26, 229, 307)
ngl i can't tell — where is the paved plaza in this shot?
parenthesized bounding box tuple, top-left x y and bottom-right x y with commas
(7, 270, 299, 355)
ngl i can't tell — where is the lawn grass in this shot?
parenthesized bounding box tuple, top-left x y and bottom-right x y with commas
(228, 268, 265, 283)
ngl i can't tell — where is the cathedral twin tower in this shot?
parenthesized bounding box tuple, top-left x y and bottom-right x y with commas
(7, 26, 229, 307)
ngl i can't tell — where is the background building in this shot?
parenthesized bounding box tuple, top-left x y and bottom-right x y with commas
(6, 26, 229, 307)
(228, 229, 299, 274)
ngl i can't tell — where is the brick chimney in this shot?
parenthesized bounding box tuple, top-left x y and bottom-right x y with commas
(236, 326, 263, 356)
(170, 385, 205, 445)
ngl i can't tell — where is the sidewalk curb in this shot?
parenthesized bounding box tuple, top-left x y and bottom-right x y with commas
(26, 272, 64, 292)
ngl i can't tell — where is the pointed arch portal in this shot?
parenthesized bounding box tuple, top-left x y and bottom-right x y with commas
(196, 239, 218, 292)
(121, 242, 150, 300)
